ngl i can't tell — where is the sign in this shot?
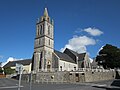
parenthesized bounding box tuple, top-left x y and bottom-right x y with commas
(16, 63, 23, 74)
(16, 63, 23, 90)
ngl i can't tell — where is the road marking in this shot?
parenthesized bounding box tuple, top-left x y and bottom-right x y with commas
(0, 86, 23, 89)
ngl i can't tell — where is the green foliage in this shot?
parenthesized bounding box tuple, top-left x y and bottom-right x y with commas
(4, 67, 15, 75)
(0, 67, 3, 73)
(96, 44, 120, 69)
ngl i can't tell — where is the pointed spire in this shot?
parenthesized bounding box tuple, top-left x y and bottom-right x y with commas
(44, 8, 49, 17)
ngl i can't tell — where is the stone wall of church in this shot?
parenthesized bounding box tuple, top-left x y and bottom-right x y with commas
(84, 54, 91, 68)
(58, 60, 78, 71)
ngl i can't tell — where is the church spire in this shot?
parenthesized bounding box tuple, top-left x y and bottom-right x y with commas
(39, 8, 52, 24)
(44, 8, 49, 17)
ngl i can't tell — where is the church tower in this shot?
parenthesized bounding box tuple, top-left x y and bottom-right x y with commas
(33, 8, 54, 72)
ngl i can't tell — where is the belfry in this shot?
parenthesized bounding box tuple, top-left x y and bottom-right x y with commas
(33, 8, 54, 72)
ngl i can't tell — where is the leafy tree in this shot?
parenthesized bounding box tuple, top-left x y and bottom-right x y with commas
(96, 44, 120, 69)
(4, 67, 15, 75)
(0, 67, 3, 73)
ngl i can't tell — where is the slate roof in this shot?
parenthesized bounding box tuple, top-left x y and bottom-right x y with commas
(65, 48, 78, 56)
(64, 48, 86, 61)
(3, 59, 32, 68)
(78, 53, 86, 61)
(54, 50, 76, 64)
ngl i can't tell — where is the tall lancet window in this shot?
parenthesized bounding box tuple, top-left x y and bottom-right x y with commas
(48, 26, 50, 35)
(39, 52, 43, 69)
(37, 25, 39, 36)
(42, 24, 44, 34)
(40, 25, 43, 35)
(49, 39, 50, 45)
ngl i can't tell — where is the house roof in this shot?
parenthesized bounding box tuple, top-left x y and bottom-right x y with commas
(78, 53, 86, 61)
(64, 48, 86, 61)
(54, 50, 76, 64)
(3, 59, 32, 68)
(65, 48, 78, 56)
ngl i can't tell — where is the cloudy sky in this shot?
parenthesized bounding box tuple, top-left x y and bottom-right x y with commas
(0, 0, 120, 64)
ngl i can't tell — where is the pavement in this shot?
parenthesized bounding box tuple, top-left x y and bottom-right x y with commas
(0, 78, 120, 90)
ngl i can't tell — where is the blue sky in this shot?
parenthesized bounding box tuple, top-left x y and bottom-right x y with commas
(0, 0, 120, 63)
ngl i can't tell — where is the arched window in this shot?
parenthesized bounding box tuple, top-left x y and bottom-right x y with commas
(39, 39, 41, 45)
(39, 52, 43, 69)
(60, 66, 62, 71)
(40, 25, 42, 35)
(48, 26, 50, 35)
(49, 39, 50, 45)
(42, 24, 44, 34)
(37, 25, 39, 35)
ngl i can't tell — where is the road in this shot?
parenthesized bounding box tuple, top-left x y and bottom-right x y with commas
(0, 78, 120, 90)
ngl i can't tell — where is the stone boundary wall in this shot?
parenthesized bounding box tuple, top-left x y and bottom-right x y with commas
(84, 70, 115, 82)
(21, 69, 116, 83)
(36, 71, 70, 83)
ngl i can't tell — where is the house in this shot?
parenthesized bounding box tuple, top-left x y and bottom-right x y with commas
(3, 59, 32, 74)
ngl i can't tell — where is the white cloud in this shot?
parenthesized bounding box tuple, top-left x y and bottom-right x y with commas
(60, 35, 96, 53)
(83, 27, 103, 36)
(2, 57, 23, 67)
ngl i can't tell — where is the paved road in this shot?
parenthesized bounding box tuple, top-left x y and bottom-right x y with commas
(0, 78, 120, 90)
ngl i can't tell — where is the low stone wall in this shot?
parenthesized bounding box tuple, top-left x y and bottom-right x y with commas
(21, 74, 36, 83)
(69, 72, 85, 83)
(84, 70, 115, 82)
(36, 71, 70, 83)
(21, 69, 116, 83)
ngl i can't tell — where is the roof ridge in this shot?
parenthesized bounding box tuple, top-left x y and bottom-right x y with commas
(66, 48, 78, 55)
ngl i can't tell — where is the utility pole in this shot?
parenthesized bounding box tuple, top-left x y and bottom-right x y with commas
(30, 71, 32, 90)
(16, 63, 23, 90)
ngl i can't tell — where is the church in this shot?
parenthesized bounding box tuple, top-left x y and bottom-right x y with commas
(32, 8, 91, 72)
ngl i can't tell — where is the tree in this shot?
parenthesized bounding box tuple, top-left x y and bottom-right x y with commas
(0, 67, 3, 74)
(4, 67, 15, 75)
(0, 62, 3, 74)
(96, 44, 120, 69)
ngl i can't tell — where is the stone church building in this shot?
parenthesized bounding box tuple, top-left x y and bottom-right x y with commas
(32, 8, 91, 72)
